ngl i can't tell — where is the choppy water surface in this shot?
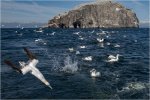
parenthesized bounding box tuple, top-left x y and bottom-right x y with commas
(1, 28, 149, 99)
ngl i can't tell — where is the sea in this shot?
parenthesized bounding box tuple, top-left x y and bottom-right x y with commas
(1, 28, 149, 99)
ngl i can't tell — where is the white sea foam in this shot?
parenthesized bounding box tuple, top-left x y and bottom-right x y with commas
(35, 39, 47, 45)
(118, 82, 148, 93)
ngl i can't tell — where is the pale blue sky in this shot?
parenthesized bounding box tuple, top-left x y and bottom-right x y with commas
(1, 0, 149, 24)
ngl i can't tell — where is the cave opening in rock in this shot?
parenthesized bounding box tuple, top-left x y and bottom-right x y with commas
(73, 20, 81, 28)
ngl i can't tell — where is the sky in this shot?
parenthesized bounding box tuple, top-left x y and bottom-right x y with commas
(1, 0, 149, 24)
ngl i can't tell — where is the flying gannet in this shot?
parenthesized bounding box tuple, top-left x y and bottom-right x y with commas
(4, 48, 52, 89)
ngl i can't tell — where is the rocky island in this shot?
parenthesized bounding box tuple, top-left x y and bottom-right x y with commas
(48, 0, 139, 28)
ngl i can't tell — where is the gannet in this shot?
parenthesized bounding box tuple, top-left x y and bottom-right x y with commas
(68, 48, 74, 52)
(51, 32, 55, 35)
(73, 32, 80, 35)
(108, 54, 119, 62)
(91, 30, 95, 33)
(83, 56, 92, 61)
(114, 44, 120, 48)
(79, 37, 84, 40)
(4, 48, 52, 89)
(80, 46, 86, 49)
(36, 28, 43, 33)
(90, 68, 100, 77)
(36, 30, 43, 33)
(96, 31, 106, 35)
(97, 38, 104, 43)
(21, 27, 24, 29)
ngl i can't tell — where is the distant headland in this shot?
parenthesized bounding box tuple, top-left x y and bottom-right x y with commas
(47, 1, 139, 28)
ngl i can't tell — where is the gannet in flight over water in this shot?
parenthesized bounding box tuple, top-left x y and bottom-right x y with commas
(4, 48, 52, 89)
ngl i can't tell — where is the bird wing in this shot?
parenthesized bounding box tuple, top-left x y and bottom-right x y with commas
(4, 60, 22, 73)
(108, 55, 116, 59)
(23, 47, 37, 60)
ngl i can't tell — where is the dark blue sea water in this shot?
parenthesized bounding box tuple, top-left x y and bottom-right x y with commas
(1, 28, 149, 99)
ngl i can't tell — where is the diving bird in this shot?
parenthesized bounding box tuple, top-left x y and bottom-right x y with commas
(90, 68, 100, 77)
(4, 48, 52, 89)
(107, 54, 119, 62)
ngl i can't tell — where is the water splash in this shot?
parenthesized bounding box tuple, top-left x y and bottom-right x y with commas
(61, 56, 78, 73)
(51, 57, 62, 72)
(51, 56, 78, 74)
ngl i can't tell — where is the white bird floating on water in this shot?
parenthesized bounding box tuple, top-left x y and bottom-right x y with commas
(91, 30, 95, 33)
(51, 32, 55, 35)
(107, 54, 119, 62)
(36, 30, 43, 33)
(97, 38, 104, 43)
(114, 44, 120, 48)
(35, 39, 43, 42)
(73, 32, 80, 35)
(35, 28, 43, 33)
(83, 56, 92, 61)
(21, 27, 24, 29)
(80, 45, 86, 49)
(4, 48, 52, 89)
(79, 37, 84, 40)
(90, 68, 101, 78)
(97, 31, 106, 35)
(68, 48, 74, 52)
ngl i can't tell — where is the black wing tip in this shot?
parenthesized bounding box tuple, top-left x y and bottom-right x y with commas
(4, 59, 22, 74)
(23, 47, 37, 60)
(4, 59, 11, 64)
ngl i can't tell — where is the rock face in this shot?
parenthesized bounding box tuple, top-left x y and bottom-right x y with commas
(48, 1, 139, 28)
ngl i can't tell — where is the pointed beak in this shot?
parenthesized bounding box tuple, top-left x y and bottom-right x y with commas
(48, 85, 53, 89)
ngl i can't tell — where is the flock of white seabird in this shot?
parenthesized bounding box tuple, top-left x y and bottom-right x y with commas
(5, 29, 122, 90)
(69, 30, 121, 78)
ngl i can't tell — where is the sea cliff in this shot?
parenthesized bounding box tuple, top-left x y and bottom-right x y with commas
(48, 1, 139, 28)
